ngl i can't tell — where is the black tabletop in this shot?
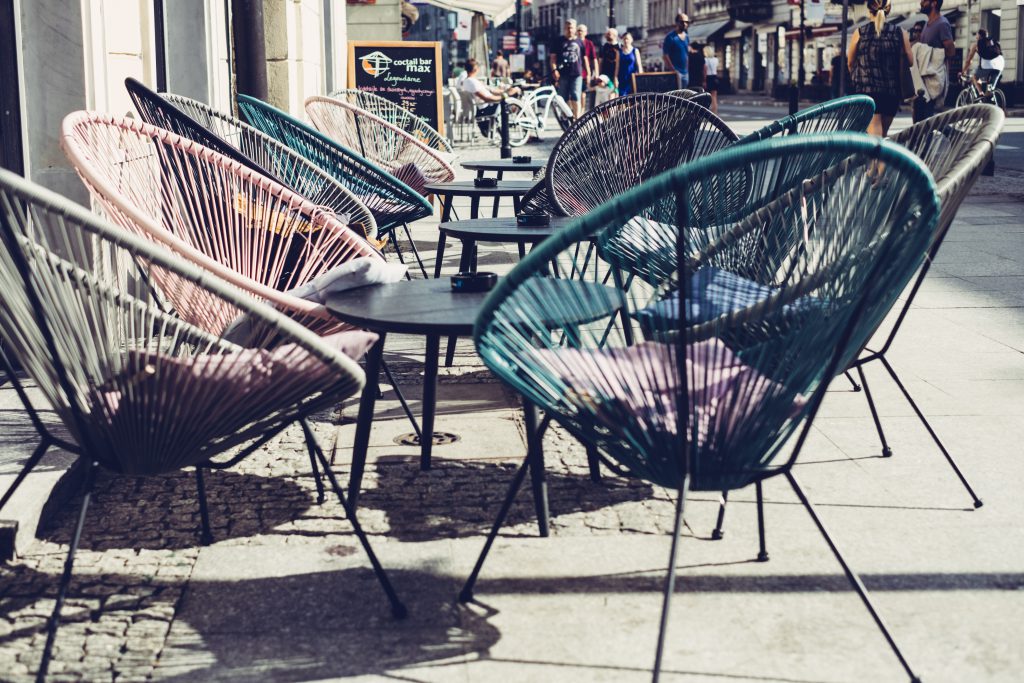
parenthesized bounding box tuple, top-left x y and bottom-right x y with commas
(324, 278, 490, 336)
(439, 216, 573, 242)
(423, 180, 536, 197)
(325, 277, 624, 336)
(461, 158, 546, 173)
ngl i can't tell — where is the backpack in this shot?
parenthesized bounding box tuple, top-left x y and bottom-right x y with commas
(978, 38, 1001, 61)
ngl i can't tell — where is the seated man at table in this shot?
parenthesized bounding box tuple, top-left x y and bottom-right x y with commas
(461, 58, 520, 137)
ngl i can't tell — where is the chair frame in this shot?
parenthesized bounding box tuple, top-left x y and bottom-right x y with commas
(328, 88, 454, 154)
(0, 168, 406, 681)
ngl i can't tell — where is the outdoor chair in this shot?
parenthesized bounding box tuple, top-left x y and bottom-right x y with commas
(0, 168, 406, 680)
(849, 103, 1004, 504)
(667, 88, 712, 108)
(328, 88, 454, 154)
(237, 94, 433, 273)
(458, 134, 942, 683)
(305, 94, 455, 195)
(124, 78, 378, 244)
(544, 93, 738, 217)
(738, 94, 875, 143)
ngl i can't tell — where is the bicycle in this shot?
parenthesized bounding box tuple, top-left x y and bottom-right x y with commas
(955, 71, 1006, 111)
(501, 80, 574, 146)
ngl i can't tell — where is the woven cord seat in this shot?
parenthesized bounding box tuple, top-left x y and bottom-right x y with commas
(305, 94, 455, 193)
(0, 169, 406, 680)
(737, 94, 876, 143)
(123, 78, 378, 244)
(458, 134, 941, 682)
(328, 88, 454, 154)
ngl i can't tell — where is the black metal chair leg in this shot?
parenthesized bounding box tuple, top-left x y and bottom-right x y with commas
(879, 356, 983, 508)
(459, 456, 531, 603)
(380, 360, 422, 438)
(755, 481, 769, 562)
(786, 471, 921, 683)
(856, 364, 892, 457)
(652, 479, 689, 683)
(844, 369, 862, 392)
(586, 445, 602, 483)
(524, 402, 549, 537)
(299, 419, 326, 505)
(400, 223, 428, 278)
(36, 461, 97, 683)
(308, 433, 407, 619)
(0, 440, 51, 512)
(195, 467, 214, 546)
(711, 491, 728, 540)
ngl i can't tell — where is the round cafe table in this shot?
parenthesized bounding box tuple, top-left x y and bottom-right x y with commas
(434, 215, 573, 278)
(459, 158, 546, 218)
(423, 180, 535, 224)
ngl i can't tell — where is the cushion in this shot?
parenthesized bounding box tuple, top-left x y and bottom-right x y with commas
(538, 338, 806, 447)
(392, 161, 428, 196)
(633, 266, 822, 332)
(222, 257, 406, 346)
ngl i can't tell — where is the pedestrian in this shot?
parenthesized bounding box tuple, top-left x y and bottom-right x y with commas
(461, 58, 520, 136)
(848, 0, 914, 136)
(617, 32, 643, 96)
(688, 43, 706, 91)
(491, 51, 510, 79)
(550, 18, 585, 119)
(704, 47, 720, 114)
(911, 0, 954, 122)
(577, 23, 599, 110)
(662, 12, 692, 88)
(600, 27, 621, 98)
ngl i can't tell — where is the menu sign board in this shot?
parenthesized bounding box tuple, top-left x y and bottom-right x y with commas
(348, 41, 444, 135)
(632, 71, 682, 94)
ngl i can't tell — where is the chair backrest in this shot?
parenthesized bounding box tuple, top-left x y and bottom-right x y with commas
(888, 103, 1004, 244)
(474, 134, 940, 491)
(738, 95, 875, 144)
(329, 88, 453, 153)
(237, 94, 432, 234)
(305, 95, 456, 192)
(61, 111, 381, 336)
(125, 78, 378, 241)
(0, 167, 364, 475)
(544, 93, 739, 216)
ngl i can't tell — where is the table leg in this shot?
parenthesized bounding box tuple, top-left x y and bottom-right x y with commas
(470, 195, 481, 220)
(421, 335, 441, 471)
(491, 170, 504, 217)
(349, 333, 386, 506)
(440, 194, 454, 223)
(512, 195, 522, 215)
(517, 242, 526, 259)
(524, 401, 550, 537)
(434, 231, 447, 279)
(445, 238, 475, 367)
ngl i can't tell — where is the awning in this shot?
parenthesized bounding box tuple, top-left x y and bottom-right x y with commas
(418, 0, 515, 25)
(784, 25, 841, 40)
(819, 18, 867, 45)
(723, 21, 752, 40)
(687, 19, 730, 43)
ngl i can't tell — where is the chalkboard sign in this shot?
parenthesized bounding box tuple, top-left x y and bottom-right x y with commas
(632, 71, 682, 94)
(348, 41, 444, 135)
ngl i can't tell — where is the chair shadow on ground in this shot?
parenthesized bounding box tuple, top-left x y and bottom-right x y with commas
(0, 565, 501, 682)
(38, 468, 316, 552)
(355, 456, 656, 542)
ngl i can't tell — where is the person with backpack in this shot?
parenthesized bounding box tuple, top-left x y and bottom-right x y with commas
(963, 29, 1004, 99)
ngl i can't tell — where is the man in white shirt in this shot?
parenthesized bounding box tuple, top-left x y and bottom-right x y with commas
(461, 58, 520, 136)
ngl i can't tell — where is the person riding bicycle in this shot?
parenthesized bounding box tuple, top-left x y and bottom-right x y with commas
(461, 58, 521, 136)
(963, 29, 1004, 99)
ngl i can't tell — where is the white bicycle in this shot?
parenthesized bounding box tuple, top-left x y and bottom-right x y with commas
(503, 83, 574, 147)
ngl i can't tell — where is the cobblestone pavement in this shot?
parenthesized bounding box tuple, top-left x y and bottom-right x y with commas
(3, 129, 1024, 682)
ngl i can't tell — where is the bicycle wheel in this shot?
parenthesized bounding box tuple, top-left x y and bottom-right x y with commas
(993, 89, 1007, 111)
(505, 100, 532, 147)
(955, 88, 974, 108)
(553, 99, 573, 132)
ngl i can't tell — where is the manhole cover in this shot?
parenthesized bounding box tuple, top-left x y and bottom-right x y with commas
(394, 431, 460, 446)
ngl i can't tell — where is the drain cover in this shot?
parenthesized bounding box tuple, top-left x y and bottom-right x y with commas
(394, 431, 460, 446)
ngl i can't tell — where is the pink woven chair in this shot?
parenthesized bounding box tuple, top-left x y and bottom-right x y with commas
(60, 111, 384, 339)
(305, 95, 455, 194)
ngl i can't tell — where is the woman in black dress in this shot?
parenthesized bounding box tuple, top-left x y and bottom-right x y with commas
(848, 0, 915, 136)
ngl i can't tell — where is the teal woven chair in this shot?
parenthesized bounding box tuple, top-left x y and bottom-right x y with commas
(237, 94, 432, 274)
(738, 94, 876, 143)
(459, 134, 941, 682)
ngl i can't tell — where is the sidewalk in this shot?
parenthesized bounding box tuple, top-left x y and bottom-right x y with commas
(1, 137, 1023, 682)
(720, 91, 1024, 116)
